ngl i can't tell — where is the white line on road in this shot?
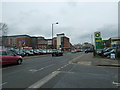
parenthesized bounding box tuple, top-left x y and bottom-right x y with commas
(38, 64, 55, 71)
(27, 71, 61, 88)
(112, 81, 120, 86)
(56, 63, 69, 71)
(29, 64, 55, 73)
(0, 82, 8, 86)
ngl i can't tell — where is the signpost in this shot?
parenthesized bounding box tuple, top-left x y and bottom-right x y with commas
(94, 32, 103, 50)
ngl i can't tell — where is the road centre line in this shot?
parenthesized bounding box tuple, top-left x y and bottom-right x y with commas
(27, 71, 61, 88)
(29, 64, 55, 73)
(37, 64, 55, 71)
(56, 63, 69, 71)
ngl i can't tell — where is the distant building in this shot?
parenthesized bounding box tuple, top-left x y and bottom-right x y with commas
(4, 35, 44, 49)
(103, 37, 120, 48)
(56, 33, 71, 51)
(1, 33, 72, 50)
(102, 40, 111, 48)
(82, 42, 93, 49)
(47, 39, 52, 49)
(73, 44, 82, 49)
(37, 37, 47, 49)
(5, 35, 31, 48)
(53, 37, 57, 49)
(110, 37, 120, 47)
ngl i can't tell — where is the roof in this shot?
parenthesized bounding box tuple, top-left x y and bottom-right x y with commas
(110, 37, 120, 40)
(7, 35, 31, 37)
(57, 33, 65, 36)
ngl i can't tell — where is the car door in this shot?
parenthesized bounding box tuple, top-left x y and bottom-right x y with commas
(6, 51, 17, 64)
(1, 51, 10, 65)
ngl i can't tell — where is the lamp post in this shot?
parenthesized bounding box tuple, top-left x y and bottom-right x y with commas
(52, 22, 58, 49)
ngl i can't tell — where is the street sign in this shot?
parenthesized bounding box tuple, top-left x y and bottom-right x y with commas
(95, 38, 102, 42)
(94, 32, 101, 38)
(94, 32, 103, 50)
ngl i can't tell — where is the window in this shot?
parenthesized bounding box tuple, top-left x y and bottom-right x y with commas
(7, 51, 15, 56)
(0, 51, 7, 55)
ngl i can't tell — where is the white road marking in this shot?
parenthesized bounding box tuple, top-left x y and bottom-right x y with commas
(29, 64, 55, 73)
(56, 63, 69, 71)
(0, 82, 7, 86)
(38, 64, 54, 71)
(57, 68, 60, 70)
(27, 71, 61, 88)
(112, 81, 120, 86)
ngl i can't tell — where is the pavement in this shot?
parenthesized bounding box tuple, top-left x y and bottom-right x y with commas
(69, 53, 120, 67)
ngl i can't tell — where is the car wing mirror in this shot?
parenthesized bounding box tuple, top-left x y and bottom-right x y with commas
(14, 54, 17, 56)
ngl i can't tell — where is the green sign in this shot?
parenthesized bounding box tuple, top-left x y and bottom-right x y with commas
(95, 38, 102, 42)
(95, 38, 103, 49)
(94, 32, 103, 49)
(95, 32, 101, 38)
(95, 42, 103, 49)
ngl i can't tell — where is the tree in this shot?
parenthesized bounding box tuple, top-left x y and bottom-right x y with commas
(0, 23, 8, 47)
(0, 23, 8, 36)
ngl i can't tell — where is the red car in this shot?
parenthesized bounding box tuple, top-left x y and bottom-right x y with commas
(0, 50, 23, 65)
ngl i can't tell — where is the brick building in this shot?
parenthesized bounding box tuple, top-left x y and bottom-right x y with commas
(2, 33, 72, 50)
(56, 33, 71, 51)
(5, 35, 32, 48)
(37, 38, 47, 49)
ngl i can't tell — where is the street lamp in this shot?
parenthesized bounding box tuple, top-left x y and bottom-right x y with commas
(52, 22, 58, 49)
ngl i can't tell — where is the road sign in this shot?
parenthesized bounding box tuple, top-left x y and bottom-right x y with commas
(94, 32, 103, 50)
(94, 32, 101, 38)
(95, 38, 102, 42)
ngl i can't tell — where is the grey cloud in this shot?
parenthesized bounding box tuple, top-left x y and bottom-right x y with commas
(3, 2, 117, 44)
(67, 2, 78, 7)
(97, 24, 118, 39)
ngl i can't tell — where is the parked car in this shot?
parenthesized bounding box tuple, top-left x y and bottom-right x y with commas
(96, 47, 115, 56)
(52, 49, 63, 56)
(14, 49, 26, 57)
(38, 49, 45, 55)
(103, 47, 114, 52)
(103, 48, 120, 57)
(71, 50, 77, 53)
(42, 49, 47, 54)
(0, 50, 23, 65)
(85, 48, 93, 53)
(33, 49, 40, 55)
(46, 49, 53, 54)
(23, 49, 34, 56)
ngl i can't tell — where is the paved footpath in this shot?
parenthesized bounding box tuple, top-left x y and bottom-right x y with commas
(69, 53, 120, 67)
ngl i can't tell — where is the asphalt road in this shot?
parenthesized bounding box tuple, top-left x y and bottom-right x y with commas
(2, 52, 119, 89)
(2, 52, 82, 88)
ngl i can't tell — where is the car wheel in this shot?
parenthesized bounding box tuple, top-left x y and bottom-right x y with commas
(17, 59, 22, 65)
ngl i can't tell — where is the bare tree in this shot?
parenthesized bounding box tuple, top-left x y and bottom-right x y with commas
(0, 23, 8, 48)
(0, 23, 8, 36)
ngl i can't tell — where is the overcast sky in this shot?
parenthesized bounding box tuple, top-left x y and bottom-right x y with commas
(2, 1, 118, 44)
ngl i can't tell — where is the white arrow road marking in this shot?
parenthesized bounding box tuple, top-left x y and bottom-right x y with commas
(112, 81, 120, 86)
(27, 71, 61, 89)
